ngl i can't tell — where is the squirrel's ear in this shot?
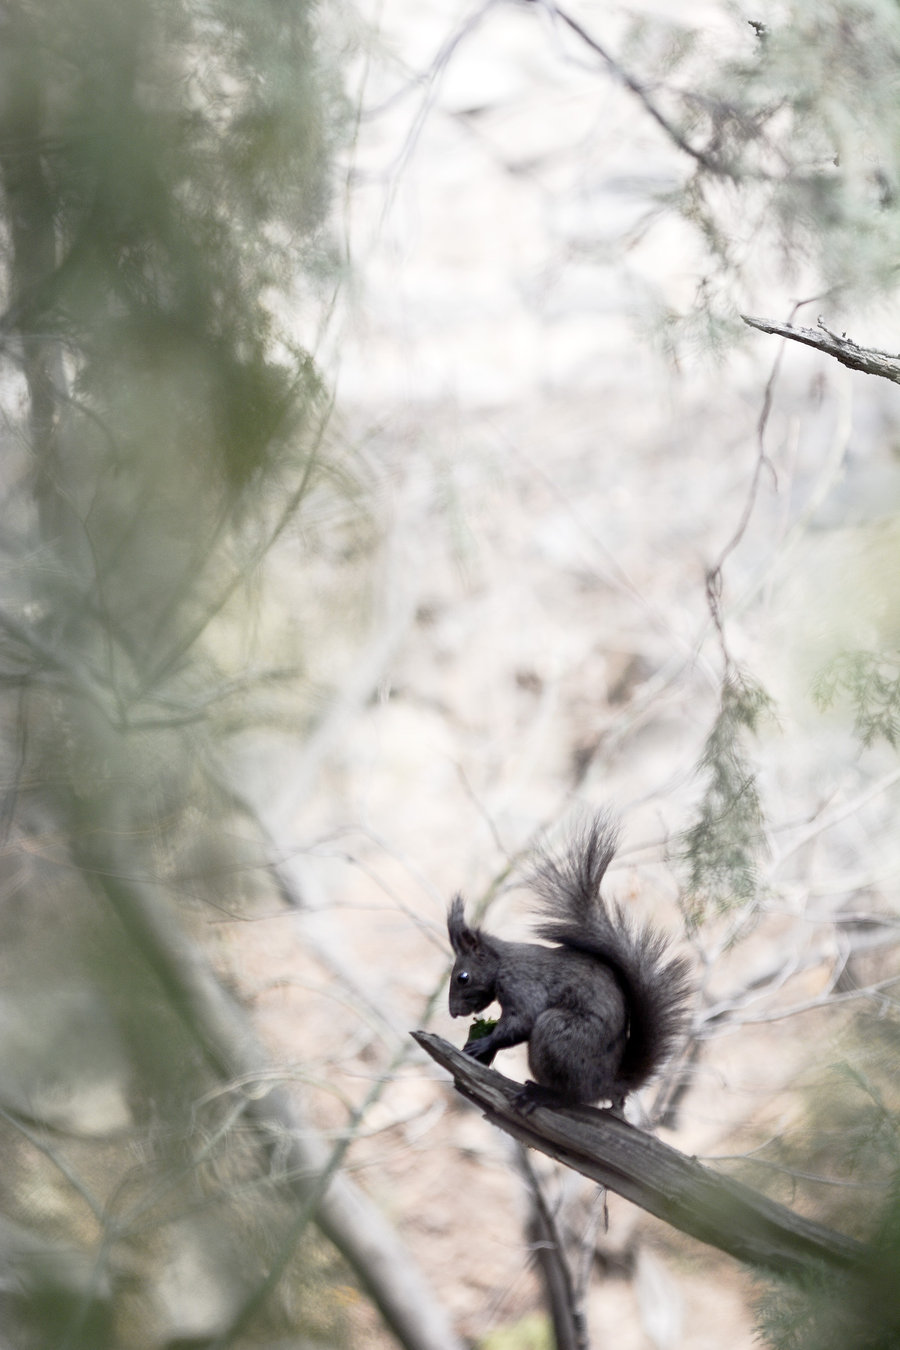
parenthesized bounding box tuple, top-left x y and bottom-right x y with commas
(448, 894, 478, 954)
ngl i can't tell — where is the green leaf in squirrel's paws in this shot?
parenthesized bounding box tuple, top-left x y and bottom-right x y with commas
(467, 1016, 497, 1042)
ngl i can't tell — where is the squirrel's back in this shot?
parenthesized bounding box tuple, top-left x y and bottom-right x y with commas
(530, 814, 692, 1093)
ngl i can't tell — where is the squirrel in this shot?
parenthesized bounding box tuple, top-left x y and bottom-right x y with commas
(447, 814, 692, 1112)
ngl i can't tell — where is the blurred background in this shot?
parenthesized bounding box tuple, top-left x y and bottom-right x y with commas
(2, 0, 900, 1346)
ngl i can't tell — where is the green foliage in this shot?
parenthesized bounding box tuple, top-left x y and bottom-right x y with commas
(619, 1, 900, 339)
(756, 1245, 900, 1350)
(682, 673, 772, 926)
(0, 0, 357, 738)
(813, 650, 900, 748)
(755, 1161, 900, 1350)
(478, 1313, 553, 1350)
(749, 1016, 900, 1350)
(736, 1015, 900, 1218)
(1, 0, 338, 494)
(0, 2, 363, 1345)
(733, 0, 900, 298)
(467, 1016, 499, 1042)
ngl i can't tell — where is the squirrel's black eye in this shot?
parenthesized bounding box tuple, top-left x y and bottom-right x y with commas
(456, 970, 470, 985)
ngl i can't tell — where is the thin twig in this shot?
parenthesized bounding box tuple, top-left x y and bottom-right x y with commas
(518, 1144, 587, 1350)
(524, 0, 736, 177)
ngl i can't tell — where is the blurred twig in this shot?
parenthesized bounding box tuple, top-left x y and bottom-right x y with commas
(525, 0, 737, 178)
(518, 1144, 588, 1350)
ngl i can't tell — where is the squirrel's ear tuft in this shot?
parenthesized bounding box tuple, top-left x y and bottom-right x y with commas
(448, 894, 478, 954)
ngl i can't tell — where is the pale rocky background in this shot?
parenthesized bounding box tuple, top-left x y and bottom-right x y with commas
(216, 1, 900, 1347)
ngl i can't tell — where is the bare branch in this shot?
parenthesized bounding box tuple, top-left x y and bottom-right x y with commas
(518, 1145, 587, 1350)
(742, 314, 900, 384)
(413, 1031, 865, 1280)
(527, 0, 735, 177)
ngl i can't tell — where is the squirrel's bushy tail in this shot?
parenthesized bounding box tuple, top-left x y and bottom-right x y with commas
(530, 813, 692, 1091)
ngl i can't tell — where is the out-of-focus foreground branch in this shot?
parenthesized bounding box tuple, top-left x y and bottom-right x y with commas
(79, 824, 463, 1350)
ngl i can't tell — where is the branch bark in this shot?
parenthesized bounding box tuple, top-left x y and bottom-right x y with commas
(742, 314, 900, 384)
(413, 1031, 866, 1281)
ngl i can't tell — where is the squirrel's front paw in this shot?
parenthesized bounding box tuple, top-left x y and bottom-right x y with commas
(463, 1038, 494, 1063)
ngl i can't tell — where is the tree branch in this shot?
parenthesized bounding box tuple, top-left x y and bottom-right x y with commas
(518, 1144, 587, 1350)
(525, 0, 734, 177)
(412, 1031, 865, 1280)
(742, 314, 900, 385)
(74, 826, 463, 1350)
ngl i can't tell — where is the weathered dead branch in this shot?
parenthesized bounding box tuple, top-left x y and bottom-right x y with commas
(413, 1030, 865, 1280)
(742, 314, 900, 384)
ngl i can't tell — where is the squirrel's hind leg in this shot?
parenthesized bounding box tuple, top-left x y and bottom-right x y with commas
(527, 1006, 625, 1108)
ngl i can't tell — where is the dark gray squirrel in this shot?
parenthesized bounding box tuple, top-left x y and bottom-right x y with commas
(447, 814, 692, 1111)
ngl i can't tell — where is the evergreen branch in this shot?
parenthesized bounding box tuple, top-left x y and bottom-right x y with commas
(682, 672, 771, 924)
(813, 651, 900, 748)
